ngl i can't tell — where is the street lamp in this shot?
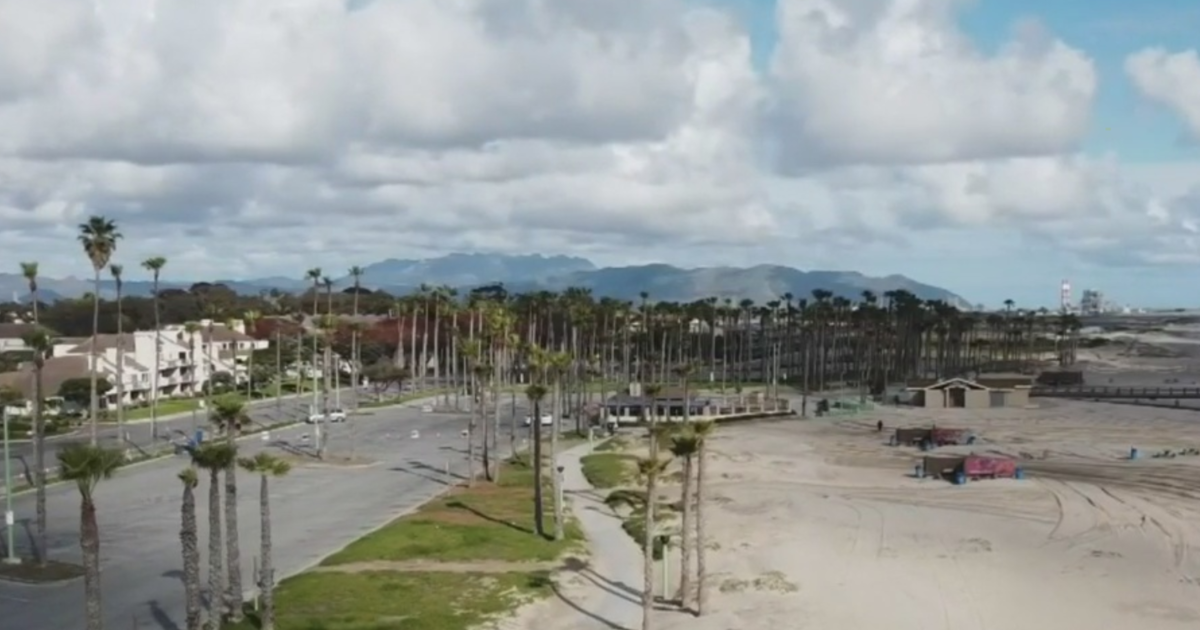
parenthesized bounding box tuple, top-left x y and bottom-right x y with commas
(2, 406, 19, 565)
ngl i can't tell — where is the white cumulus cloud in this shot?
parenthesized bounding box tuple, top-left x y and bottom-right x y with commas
(0, 0, 1195, 285)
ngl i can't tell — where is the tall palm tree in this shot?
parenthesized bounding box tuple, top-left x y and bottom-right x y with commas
(109, 264, 127, 444)
(640, 402, 668, 630)
(21, 327, 53, 565)
(142, 256, 167, 439)
(304, 268, 322, 412)
(243, 310, 261, 398)
(668, 428, 699, 611)
(546, 351, 572, 541)
(78, 216, 122, 445)
(57, 443, 123, 630)
(20, 261, 39, 322)
(524, 383, 548, 536)
(349, 265, 365, 411)
(192, 441, 236, 628)
(691, 420, 716, 616)
(238, 453, 291, 630)
(177, 467, 203, 630)
(211, 395, 248, 622)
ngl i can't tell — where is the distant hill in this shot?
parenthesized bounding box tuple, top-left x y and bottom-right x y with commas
(0, 253, 970, 306)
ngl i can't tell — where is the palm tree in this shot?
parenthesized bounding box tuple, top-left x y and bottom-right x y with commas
(691, 420, 716, 616)
(57, 443, 123, 630)
(524, 383, 548, 536)
(546, 351, 573, 541)
(238, 453, 291, 630)
(21, 327, 52, 565)
(667, 428, 699, 611)
(110, 264, 127, 444)
(184, 321, 202, 408)
(211, 395, 248, 622)
(142, 256, 167, 439)
(192, 441, 236, 628)
(78, 216, 122, 445)
(177, 467, 203, 630)
(243, 310, 261, 398)
(20, 261, 39, 322)
(304, 268, 322, 412)
(349, 265, 365, 411)
(640, 416, 669, 630)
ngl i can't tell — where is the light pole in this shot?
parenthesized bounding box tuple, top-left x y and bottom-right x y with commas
(2, 406, 19, 564)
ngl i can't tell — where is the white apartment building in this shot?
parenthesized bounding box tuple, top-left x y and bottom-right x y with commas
(0, 320, 267, 411)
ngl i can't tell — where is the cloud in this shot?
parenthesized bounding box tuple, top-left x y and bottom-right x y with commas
(0, 0, 1195, 285)
(1126, 47, 1200, 141)
(766, 0, 1096, 169)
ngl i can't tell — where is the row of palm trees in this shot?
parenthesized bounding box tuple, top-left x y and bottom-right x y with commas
(51, 394, 288, 630)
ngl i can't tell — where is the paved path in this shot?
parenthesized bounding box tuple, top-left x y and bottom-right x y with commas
(0, 396, 532, 630)
(526, 443, 644, 630)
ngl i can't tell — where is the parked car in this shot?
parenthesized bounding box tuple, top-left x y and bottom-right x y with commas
(523, 414, 554, 427)
(307, 408, 348, 424)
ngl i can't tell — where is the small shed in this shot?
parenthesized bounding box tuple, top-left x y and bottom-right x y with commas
(905, 375, 1033, 409)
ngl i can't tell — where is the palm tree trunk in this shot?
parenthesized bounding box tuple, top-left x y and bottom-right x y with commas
(550, 377, 564, 541)
(151, 274, 162, 439)
(33, 362, 47, 564)
(466, 370, 477, 486)
(258, 474, 277, 630)
(677, 453, 694, 608)
(642, 426, 659, 630)
(80, 495, 103, 630)
(115, 287, 125, 448)
(531, 398, 545, 537)
(89, 269, 100, 446)
(224, 463, 243, 622)
(207, 469, 225, 629)
(181, 484, 202, 630)
(694, 440, 708, 616)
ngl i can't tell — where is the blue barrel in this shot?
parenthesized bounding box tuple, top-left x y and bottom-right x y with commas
(914, 464, 924, 478)
(954, 471, 967, 485)
(1014, 467, 1024, 480)
(1130, 447, 1139, 460)
(194, 429, 204, 444)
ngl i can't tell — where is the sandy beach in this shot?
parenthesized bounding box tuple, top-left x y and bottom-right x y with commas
(517, 398, 1200, 630)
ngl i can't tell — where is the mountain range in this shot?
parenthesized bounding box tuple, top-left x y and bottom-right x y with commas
(0, 253, 970, 307)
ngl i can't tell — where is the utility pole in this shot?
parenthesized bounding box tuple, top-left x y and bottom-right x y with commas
(2, 407, 19, 564)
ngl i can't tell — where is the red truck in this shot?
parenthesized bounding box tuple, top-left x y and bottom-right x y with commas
(961, 455, 1017, 480)
(931, 428, 976, 446)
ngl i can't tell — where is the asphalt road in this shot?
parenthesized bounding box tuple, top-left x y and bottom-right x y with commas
(0, 396, 539, 630)
(7, 387, 385, 472)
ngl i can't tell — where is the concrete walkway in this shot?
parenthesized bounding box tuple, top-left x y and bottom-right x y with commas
(544, 442, 645, 630)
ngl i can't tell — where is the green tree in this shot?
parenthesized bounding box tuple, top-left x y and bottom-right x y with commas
(211, 394, 247, 621)
(177, 467, 202, 630)
(192, 442, 236, 628)
(524, 383, 548, 536)
(668, 428, 699, 610)
(22, 327, 54, 565)
(57, 443, 123, 630)
(59, 377, 112, 409)
(141, 256, 167, 439)
(77, 215, 121, 445)
(238, 453, 291, 630)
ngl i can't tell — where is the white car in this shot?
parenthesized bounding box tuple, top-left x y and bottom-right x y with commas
(307, 409, 347, 424)
(523, 414, 554, 427)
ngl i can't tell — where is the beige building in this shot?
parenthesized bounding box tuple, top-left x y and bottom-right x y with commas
(906, 376, 1033, 409)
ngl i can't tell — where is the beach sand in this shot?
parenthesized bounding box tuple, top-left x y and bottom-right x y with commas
(515, 400, 1200, 630)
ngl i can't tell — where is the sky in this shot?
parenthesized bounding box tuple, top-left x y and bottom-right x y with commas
(1, 0, 1199, 309)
